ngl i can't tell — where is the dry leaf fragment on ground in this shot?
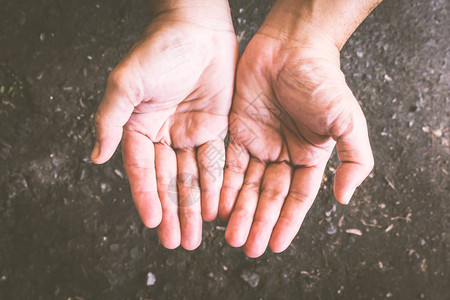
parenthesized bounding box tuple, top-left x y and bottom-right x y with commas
(385, 224, 394, 232)
(384, 176, 396, 190)
(361, 219, 382, 228)
(345, 228, 363, 236)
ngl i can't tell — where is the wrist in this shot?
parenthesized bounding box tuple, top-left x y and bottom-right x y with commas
(260, 0, 381, 50)
(148, 0, 234, 31)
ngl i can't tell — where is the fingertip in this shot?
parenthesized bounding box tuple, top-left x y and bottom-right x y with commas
(93, 109, 126, 165)
(269, 245, 286, 254)
(339, 189, 354, 205)
(225, 229, 246, 248)
(90, 155, 109, 165)
(90, 141, 101, 162)
(162, 242, 180, 250)
(142, 215, 162, 229)
(268, 236, 288, 254)
(140, 205, 163, 229)
(157, 213, 181, 250)
(90, 141, 113, 165)
(334, 183, 356, 205)
(269, 231, 293, 254)
(159, 237, 181, 250)
(218, 190, 233, 221)
(201, 210, 217, 222)
(243, 245, 264, 258)
(225, 209, 254, 248)
(200, 191, 219, 222)
(269, 247, 284, 254)
(91, 139, 120, 164)
(243, 232, 267, 258)
(181, 238, 202, 251)
(333, 161, 371, 205)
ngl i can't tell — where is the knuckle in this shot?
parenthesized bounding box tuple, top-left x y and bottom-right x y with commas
(161, 204, 177, 215)
(201, 184, 220, 195)
(156, 174, 173, 185)
(252, 215, 272, 228)
(278, 212, 295, 225)
(260, 188, 286, 202)
(107, 67, 128, 89)
(94, 110, 106, 127)
(242, 180, 260, 191)
(225, 162, 247, 174)
(358, 153, 375, 175)
(179, 207, 199, 219)
(287, 190, 313, 204)
(107, 65, 141, 107)
(221, 182, 240, 193)
(233, 209, 253, 222)
(123, 159, 155, 170)
(177, 173, 199, 187)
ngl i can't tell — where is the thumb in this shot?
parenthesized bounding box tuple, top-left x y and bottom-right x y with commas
(332, 93, 374, 204)
(91, 68, 139, 164)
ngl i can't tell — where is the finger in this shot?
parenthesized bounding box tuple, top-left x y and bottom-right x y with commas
(122, 130, 162, 228)
(218, 141, 250, 221)
(91, 68, 138, 164)
(197, 140, 226, 222)
(332, 98, 374, 204)
(225, 158, 266, 247)
(269, 166, 325, 253)
(176, 149, 202, 250)
(155, 143, 181, 249)
(243, 162, 292, 258)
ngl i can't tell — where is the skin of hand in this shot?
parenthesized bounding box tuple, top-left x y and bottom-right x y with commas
(219, 0, 380, 258)
(90, 0, 238, 250)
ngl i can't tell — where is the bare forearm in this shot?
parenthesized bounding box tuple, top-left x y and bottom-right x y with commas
(261, 0, 383, 50)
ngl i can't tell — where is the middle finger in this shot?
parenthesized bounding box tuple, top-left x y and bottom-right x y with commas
(243, 162, 292, 257)
(176, 148, 202, 250)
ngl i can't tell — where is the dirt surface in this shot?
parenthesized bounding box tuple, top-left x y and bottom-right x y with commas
(0, 0, 449, 299)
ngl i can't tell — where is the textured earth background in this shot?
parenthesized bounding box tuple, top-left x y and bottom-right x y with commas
(0, 0, 449, 299)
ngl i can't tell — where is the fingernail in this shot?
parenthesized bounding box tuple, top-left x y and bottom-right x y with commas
(91, 141, 100, 161)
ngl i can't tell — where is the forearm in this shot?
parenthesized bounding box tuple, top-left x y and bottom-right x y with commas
(261, 0, 383, 50)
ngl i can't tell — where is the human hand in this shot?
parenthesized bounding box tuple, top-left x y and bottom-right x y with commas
(91, 0, 238, 250)
(219, 0, 375, 257)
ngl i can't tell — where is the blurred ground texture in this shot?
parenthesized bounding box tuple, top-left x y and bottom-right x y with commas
(0, 0, 449, 299)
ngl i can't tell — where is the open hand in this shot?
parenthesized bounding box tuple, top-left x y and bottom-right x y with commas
(91, 3, 238, 250)
(219, 20, 374, 257)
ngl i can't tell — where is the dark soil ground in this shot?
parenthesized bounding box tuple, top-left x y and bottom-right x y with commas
(0, 0, 449, 299)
